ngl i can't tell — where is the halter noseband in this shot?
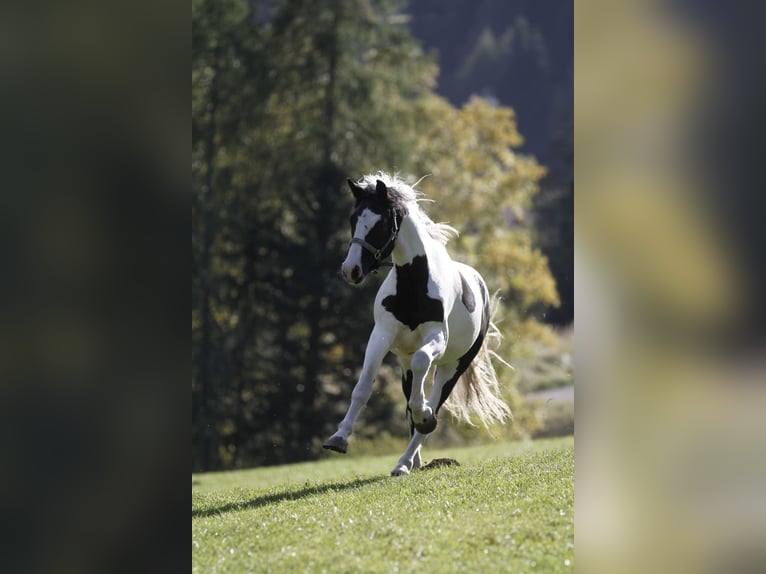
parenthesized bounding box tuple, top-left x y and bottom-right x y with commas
(350, 209, 400, 270)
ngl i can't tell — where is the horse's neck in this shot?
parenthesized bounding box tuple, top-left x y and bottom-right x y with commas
(391, 214, 442, 266)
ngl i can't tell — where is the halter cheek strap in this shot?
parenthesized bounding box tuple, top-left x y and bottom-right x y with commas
(350, 210, 400, 269)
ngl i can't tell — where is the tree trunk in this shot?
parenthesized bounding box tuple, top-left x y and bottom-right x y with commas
(301, 2, 341, 447)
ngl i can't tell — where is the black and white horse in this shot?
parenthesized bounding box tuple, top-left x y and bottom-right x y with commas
(323, 172, 511, 476)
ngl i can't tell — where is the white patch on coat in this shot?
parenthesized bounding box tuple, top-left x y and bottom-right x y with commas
(341, 209, 381, 275)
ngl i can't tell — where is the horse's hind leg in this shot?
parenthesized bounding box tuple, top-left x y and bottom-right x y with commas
(431, 360, 468, 415)
(399, 367, 422, 472)
(391, 431, 425, 476)
(392, 361, 468, 476)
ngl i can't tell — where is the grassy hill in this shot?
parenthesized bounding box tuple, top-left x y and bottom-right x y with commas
(193, 436, 573, 573)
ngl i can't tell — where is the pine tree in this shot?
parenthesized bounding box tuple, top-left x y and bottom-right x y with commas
(192, 0, 437, 469)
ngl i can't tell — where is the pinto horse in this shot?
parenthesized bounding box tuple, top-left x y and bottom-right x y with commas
(323, 172, 511, 476)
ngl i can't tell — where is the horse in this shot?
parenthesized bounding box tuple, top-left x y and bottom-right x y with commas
(323, 172, 511, 476)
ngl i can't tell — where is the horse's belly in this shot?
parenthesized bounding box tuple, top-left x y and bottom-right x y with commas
(443, 307, 481, 361)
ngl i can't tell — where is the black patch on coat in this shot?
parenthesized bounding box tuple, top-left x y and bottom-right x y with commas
(382, 255, 444, 330)
(401, 369, 414, 436)
(436, 281, 491, 411)
(459, 271, 476, 313)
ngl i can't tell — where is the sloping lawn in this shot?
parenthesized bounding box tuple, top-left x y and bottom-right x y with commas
(193, 437, 573, 573)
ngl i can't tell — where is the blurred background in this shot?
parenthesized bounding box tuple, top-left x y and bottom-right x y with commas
(191, 0, 574, 472)
(575, 1, 766, 573)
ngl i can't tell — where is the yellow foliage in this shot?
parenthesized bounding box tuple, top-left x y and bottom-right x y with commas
(408, 94, 559, 321)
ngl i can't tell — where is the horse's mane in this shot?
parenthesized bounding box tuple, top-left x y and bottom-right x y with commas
(356, 171, 459, 245)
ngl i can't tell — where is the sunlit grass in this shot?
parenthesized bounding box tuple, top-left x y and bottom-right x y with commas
(193, 437, 573, 573)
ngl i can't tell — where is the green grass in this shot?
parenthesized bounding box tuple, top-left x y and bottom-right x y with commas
(193, 437, 573, 573)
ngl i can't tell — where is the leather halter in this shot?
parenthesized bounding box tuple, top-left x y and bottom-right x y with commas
(350, 209, 400, 270)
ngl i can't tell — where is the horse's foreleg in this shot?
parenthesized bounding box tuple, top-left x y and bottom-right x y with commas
(408, 329, 447, 434)
(323, 325, 391, 454)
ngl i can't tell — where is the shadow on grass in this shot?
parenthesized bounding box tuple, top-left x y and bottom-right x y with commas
(192, 475, 387, 518)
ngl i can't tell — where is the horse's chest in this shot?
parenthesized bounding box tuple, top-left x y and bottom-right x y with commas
(381, 255, 444, 331)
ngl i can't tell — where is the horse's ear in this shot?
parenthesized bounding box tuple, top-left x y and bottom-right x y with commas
(347, 178, 364, 199)
(375, 179, 388, 199)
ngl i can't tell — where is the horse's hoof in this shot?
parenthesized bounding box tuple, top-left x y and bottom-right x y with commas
(322, 435, 348, 454)
(414, 415, 437, 434)
(391, 465, 410, 476)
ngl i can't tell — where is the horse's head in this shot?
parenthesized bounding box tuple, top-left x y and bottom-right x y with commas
(341, 178, 402, 285)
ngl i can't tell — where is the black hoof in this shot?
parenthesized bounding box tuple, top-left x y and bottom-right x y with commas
(322, 435, 348, 454)
(414, 416, 437, 434)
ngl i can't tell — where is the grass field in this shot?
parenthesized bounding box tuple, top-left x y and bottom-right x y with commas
(193, 436, 573, 573)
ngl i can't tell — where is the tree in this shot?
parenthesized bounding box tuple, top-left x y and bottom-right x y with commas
(533, 114, 573, 325)
(192, 0, 439, 470)
(410, 96, 558, 313)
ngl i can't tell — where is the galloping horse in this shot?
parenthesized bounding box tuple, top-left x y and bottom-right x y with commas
(323, 172, 511, 476)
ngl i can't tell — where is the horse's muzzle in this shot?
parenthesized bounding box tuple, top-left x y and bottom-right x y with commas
(341, 263, 364, 285)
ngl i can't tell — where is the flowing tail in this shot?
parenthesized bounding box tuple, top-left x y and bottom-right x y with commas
(443, 294, 512, 428)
